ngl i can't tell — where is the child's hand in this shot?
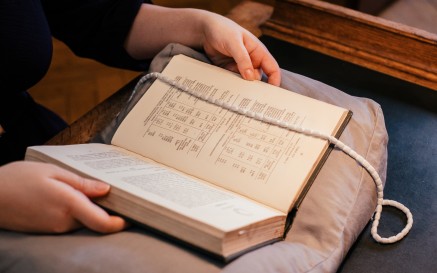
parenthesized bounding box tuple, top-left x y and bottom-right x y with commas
(201, 12, 281, 86)
(125, 4, 281, 86)
(0, 161, 127, 233)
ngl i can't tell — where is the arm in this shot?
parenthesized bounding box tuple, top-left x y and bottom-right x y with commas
(124, 4, 281, 86)
(43, 0, 149, 70)
(0, 162, 127, 233)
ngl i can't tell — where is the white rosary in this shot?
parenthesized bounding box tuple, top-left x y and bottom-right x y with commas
(134, 72, 413, 244)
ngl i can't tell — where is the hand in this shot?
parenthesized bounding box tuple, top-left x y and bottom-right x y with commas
(200, 12, 281, 86)
(125, 4, 281, 86)
(0, 161, 127, 233)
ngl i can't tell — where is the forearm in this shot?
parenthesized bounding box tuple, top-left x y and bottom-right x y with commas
(125, 4, 211, 59)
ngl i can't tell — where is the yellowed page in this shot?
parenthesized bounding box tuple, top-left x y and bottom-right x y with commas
(112, 55, 348, 212)
(27, 143, 283, 232)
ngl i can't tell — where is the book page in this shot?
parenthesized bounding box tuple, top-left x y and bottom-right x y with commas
(27, 144, 283, 232)
(112, 55, 349, 212)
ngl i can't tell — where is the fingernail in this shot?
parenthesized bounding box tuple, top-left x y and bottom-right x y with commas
(94, 181, 110, 192)
(244, 69, 255, 80)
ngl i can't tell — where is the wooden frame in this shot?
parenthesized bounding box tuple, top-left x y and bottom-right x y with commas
(261, 0, 437, 90)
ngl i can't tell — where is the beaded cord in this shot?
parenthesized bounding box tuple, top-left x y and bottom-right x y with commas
(134, 72, 413, 244)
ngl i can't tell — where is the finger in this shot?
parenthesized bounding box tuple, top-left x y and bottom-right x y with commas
(225, 37, 257, 81)
(67, 190, 127, 233)
(252, 51, 281, 86)
(265, 69, 281, 86)
(51, 166, 110, 197)
(50, 166, 127, 233)
(244, 36, 281, 86)
(259, 55, 281, 86)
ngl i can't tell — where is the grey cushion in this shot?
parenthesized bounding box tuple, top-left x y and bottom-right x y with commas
(0, 44, 388, 273)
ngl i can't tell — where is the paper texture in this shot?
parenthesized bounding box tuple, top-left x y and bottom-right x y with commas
(113, 55, 348, 212)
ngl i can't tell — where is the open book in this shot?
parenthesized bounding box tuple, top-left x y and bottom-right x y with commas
(26, 55, 351, 261)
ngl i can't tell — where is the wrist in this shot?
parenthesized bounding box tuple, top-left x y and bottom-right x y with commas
(175, 8, 211, 49)
(125, 5, 211, 59)
(159, 7, 210, 53)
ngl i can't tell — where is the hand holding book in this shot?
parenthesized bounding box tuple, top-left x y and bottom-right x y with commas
(0, 161, 127, 233)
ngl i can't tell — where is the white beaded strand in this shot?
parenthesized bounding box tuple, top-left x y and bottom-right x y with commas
(137, 72, 413, 243)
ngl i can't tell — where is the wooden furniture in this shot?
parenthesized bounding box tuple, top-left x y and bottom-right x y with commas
(263, 0, 437, 90)
(47, 77, 137, 145)
(325, 0, 395, 15)
(231, 0, 437, 91)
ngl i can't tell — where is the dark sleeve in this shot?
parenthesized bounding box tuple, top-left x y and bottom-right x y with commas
(42, 0, 151, 71)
